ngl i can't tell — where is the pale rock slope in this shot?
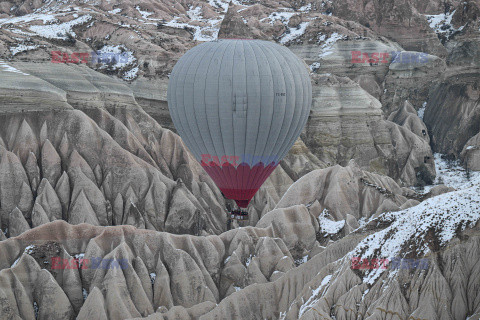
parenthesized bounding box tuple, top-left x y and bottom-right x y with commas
(0, 183, 478, 319)
(303, 74, 435, 186)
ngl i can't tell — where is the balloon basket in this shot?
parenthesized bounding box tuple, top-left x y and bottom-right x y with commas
(229, 210, 249, 221)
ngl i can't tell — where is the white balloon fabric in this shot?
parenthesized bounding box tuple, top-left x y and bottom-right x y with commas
(167, 39, 312, 207)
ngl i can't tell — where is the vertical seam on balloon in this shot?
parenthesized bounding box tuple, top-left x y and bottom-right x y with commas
(247, 42, 273, 195)
(215, 41, 230, 161)
(169, 47, 192, 154)
(281, 56, 311, 160)
(213, 41, 234, 195)
(247, 42, 276, 194)
(246, 41, 262, 167)
(170, 45, 203, 158)
(253, 41, 275, 166)
(250, 42, 267, 161)
(241, 40, 261, 195)
(179, 44, 212, 158)
(239, 40, 249, 198)
(261, 41, 295, 166)
(275, 46, 308, 160)
(190, 44, 218, 157)
(269, 44, 303, 161)
(203, 42, 224, 160)
(256, 42, 287, 167)
(231, 40, 240, 198)
(244, 41, 275, 196)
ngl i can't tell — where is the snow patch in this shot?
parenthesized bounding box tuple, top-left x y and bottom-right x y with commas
(29, 14, 92, 39)
(309, 62, 321, 72)
(108, 8, 122, 14)
(417, 101, 427, 120)
(209, 0, 230, 13)
(299, 4, 312, 12)
(9, 44, 38, 56)
(0, 13, 58, 26)
(351, 184, 480, 284)
(318, 209, 345, 235)
(136, 6, 153, 19)
(149, 272, 156, 284)
(298, 275, 332, 317)
(245, 254, 253, 266)
(279, 21, 310, 44)
(82, 288, 88, 301)
(425, 10, 463, 39)
(123, 66, 139, 81)
(318, 32, 347, 58)
(421, 153, 480, 192)
(74, 253, 85, 259)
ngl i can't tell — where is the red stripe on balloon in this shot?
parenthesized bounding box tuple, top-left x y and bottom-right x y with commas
(201, 161, 278, 208)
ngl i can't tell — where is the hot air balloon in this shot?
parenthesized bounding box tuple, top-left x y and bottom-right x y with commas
(167, 39, 312, 209)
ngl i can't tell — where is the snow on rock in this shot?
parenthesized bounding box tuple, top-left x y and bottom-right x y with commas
(318, 209, 345, 235)
(309, 62, 321, 72)
(0, 61, 29, 75)
(279, 21, 310, 45)
(422, 153, 480, 192)
(28, 14, 92, 39)
(25, 245, 36, 254)
(93, 44, 138, 81)
(163, 2, 232, 41)
(9, 44, 39, 56)
(95, 45, 136, 67)
(108, 8, 122, 14)
(74, 253, 85, 259)
(262, 11, 296, 25)
(424, 10, 463, 39)
(149, 272, 156, 284)
(351, 183, 480, 284)
(299, 4, 312, 13)
(318, 32, 347, 57)
(165, 14, 223, 41)
(0, 13, 58, 26)
(208, 0, 230, 13)
(245, 254, 253, 267)
(123, 66, 139, 81)
(294, 254, 309, 266)
(136, 6, 153, 19)
(298, 275, 332, 317)
(417, 101, 427, 120)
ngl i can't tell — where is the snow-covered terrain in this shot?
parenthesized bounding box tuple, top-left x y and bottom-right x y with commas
(0, 60, 30, 75)
(318, 32, 347, 57)
(28, 14, 92, 39)
(9, 44, 39, 56)
(318, 209, 345, 235)
(425, 10, 464, 40)
(280, 21, 310, 44)
(420, 153, 480, 193)
(350, 182, 480, 284)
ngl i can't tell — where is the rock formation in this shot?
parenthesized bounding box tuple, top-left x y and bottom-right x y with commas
(0, 0, 479, 319)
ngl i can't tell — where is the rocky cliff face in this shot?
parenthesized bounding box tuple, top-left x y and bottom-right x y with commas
(0, 183, 478, 319)
(0, 0, 479, 319)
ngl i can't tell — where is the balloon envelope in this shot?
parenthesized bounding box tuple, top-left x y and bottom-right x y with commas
(167, 39, 312, 207)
